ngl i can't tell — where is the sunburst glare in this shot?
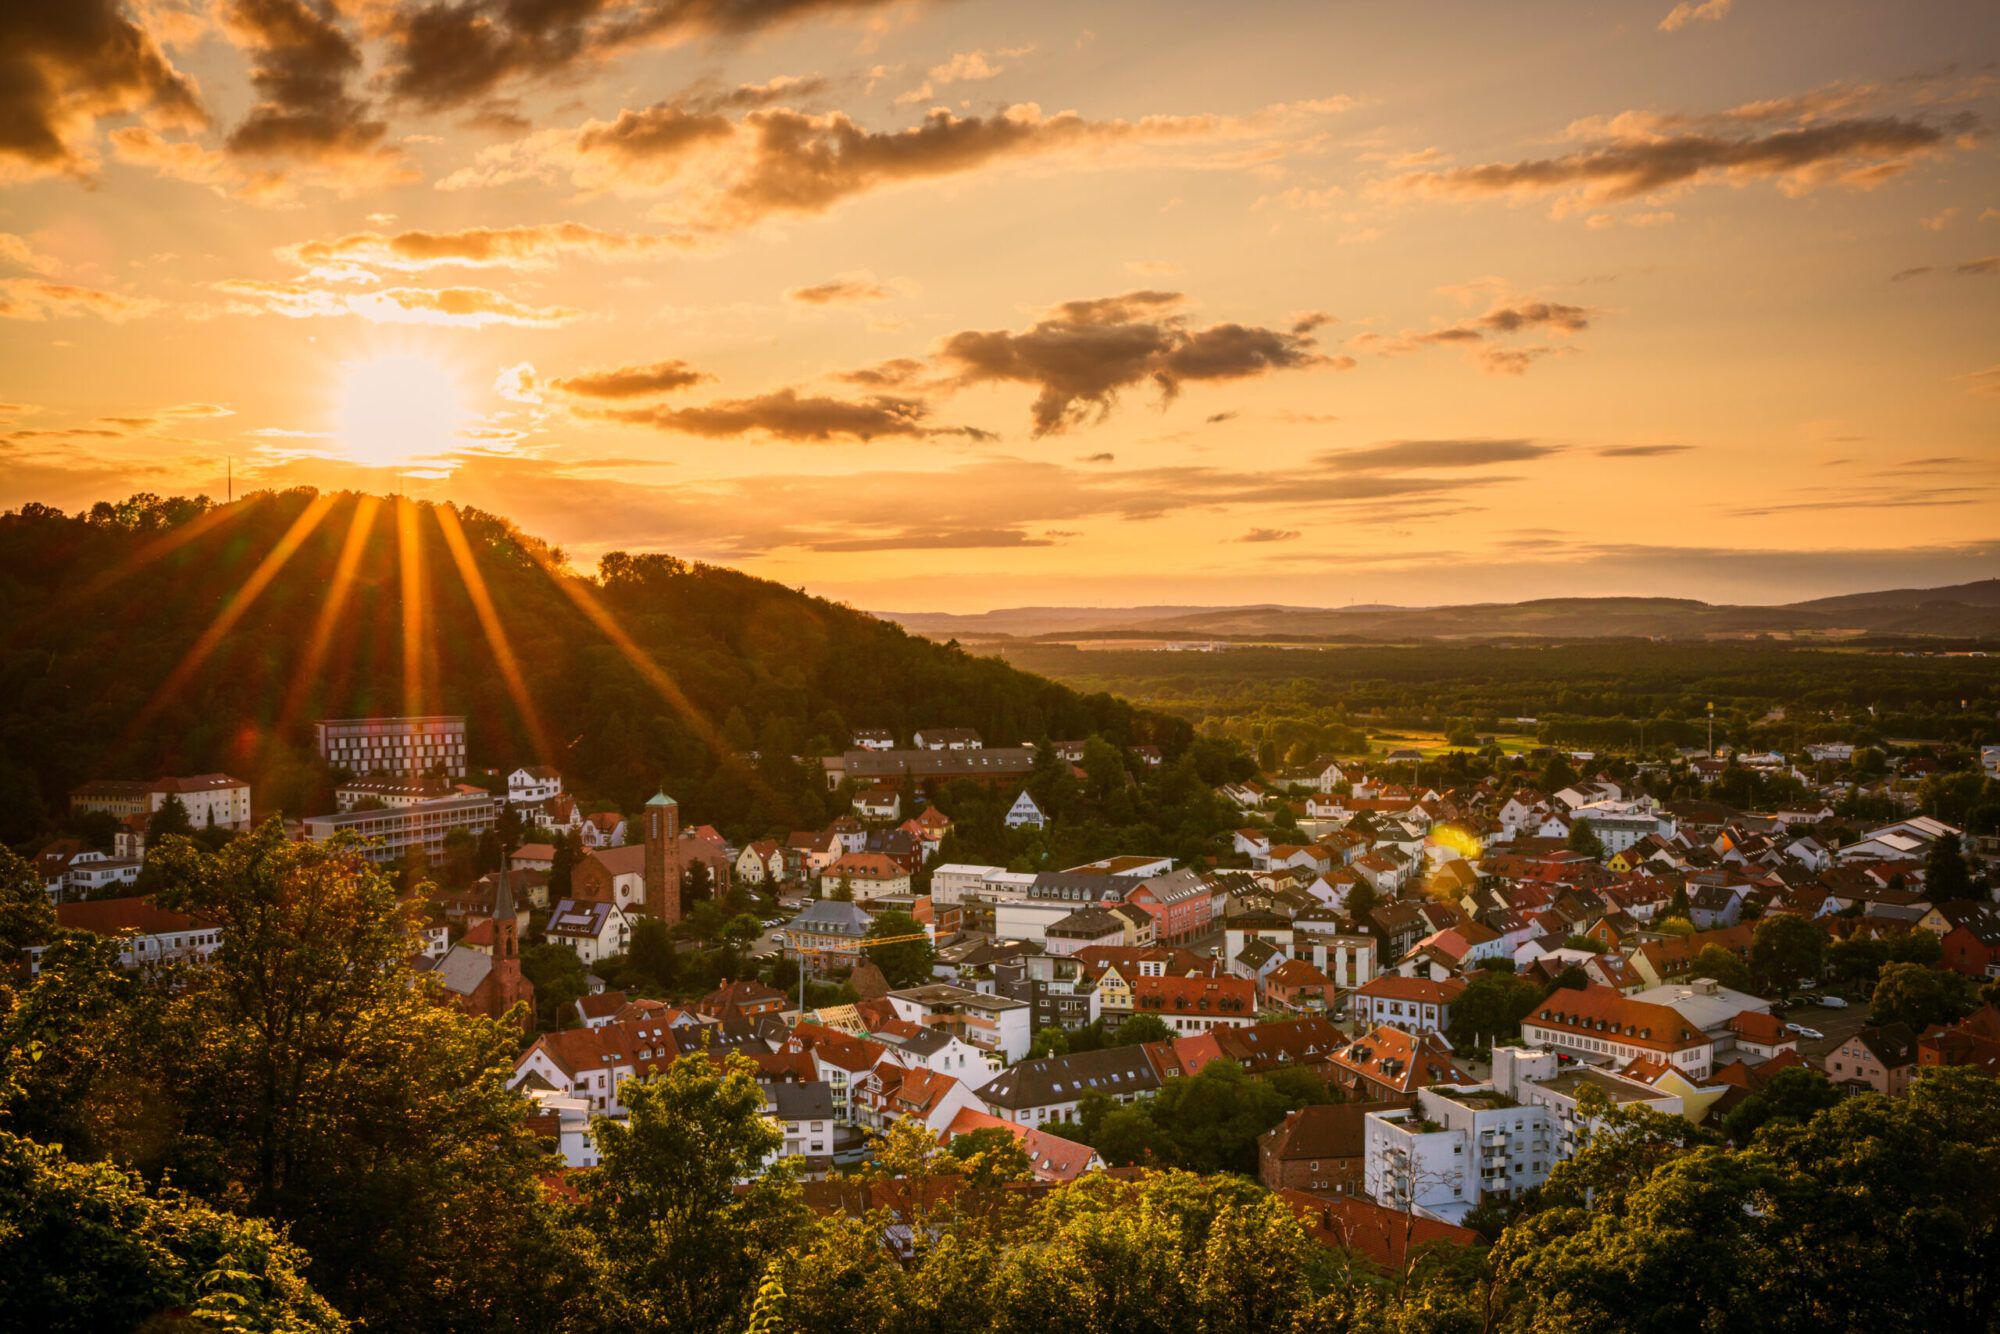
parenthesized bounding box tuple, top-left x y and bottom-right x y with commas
(334, 353, 468, 470)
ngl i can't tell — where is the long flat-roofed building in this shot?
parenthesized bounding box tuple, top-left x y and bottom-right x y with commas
(315, 715, 467, 777)
(303, 792, 496, 864)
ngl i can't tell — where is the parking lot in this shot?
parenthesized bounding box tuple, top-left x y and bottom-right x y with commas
(1775, 1001, 1871, 1061)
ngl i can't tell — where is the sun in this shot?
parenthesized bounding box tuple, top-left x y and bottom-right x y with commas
(334, 353, 469, 470)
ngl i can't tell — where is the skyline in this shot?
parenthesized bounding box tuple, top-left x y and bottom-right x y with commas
(4, 0, 1998, 612)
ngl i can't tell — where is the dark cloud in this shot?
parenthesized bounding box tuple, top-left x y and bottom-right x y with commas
(592, 389, 989, 443)
(1319, 439, 1556, 471)
(552, 360, 711, 399)
(1476, 301, 1591, 333)
(1398, 115, 1959, 204)
(574, 103, 735, 164)
(1205, 410, 1239, 424)
(787, 276, 895, 305)
(936, 290, 1332, 434)
(1350, 300, 1594, 374)
(222, 0, 387, 162)
(1598, 444, 1691, 457)
(1080, 452, 1115, 463)
(834, 357, 928, 387)
(384, 0, 920, 110)
(1236, 527, 1300, 543)
(1890, 255, 1998, 281)
(0, 0, 205, 177)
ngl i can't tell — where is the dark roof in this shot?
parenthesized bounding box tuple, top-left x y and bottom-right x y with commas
(976, 1045, 1162, 1111)
(1261, 1102, 1395, 1161)
(765, 1081, 835, 1122)
(1855, 1023, 1917, 1069)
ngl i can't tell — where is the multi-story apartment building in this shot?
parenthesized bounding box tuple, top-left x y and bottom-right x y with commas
(71, 774, 253, 830)
(1363, 1047, 1682, 1224)
(315, 715, 467, 777)
(302, 792, 497, 864)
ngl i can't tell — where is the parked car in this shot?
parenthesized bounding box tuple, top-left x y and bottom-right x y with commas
(1815, 994, 1849, 1009)
(1786, 1023, 1824, 1040)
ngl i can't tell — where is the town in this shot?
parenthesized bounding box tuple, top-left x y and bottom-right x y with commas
(26, 711, 2000, 1246)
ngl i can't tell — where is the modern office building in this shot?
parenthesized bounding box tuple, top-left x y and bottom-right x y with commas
(315, 715, 467, 777)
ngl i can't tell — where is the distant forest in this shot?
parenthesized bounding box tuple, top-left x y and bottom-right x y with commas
(994, 641, 2000, 762)
(0, 491, 1185, 847)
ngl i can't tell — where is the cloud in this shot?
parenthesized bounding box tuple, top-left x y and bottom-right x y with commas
(894, 45, 1032, 106)
(212, 279, 579, 327)
(286, 222, 691, 272)
(383, 0, 927, 110)
(0, 0, 206, 180)
(551, 360, 711, 398)
(1658, 0, 1731, 32)
(1320, 439, 1557, 471)
(219, 0, 391, 166)
(1395, 105, 1963, 211)
(442, 96, 1352, 227)
(1236, 527, 1300, 543)
(935, 290, 1334, 434)
(786, 274, 897, 304)
(1889, 255, 1998, 281)
(1349, 299, 1594, 373)
(808, 527, 1054, 552)
(1598, 444, 1691, 457)
(589, 389, 988, 443)
(835, 357, 929, 388)
(0, 279, 160, 322)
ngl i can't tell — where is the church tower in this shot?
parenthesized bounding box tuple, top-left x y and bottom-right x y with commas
(485, 818, 534, 1030)
(644, 791, 683, 927)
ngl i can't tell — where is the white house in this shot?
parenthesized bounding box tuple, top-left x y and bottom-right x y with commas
(1006, 790, 1048, 830)
(34, 896, 222, 974)
(508, 766, 563, 804)
(544, 898, 631, 966)
(930, 863, 1007, 906)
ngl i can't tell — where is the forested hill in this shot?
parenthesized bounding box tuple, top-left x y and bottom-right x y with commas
(0, 490, 1180, 845)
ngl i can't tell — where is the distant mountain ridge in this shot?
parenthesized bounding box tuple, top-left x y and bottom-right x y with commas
(882, 579, 2000, 642)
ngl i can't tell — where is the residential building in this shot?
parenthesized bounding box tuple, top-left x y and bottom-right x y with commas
(1130, 975, 1257, 1034)
(1521, 985, 1715, 1079)
(823, 747, 1034, 790)
(929, 863, 1008, 907)
(507, 766, 563, 803)
(334, 776, 455, 811)
(1361, 1047, 1681, 1224)
(1328, 1025, 1468, 1101)
(72, 774, 253, 830)
(1005, 790, 1048, 829)
(887, 984, 1034, 1063)
(544, 898, 631, 966)
(976, 1045, 1163, 1127)
(301, 792, 497, 865)
(32, 896, 222, 974)
(1826, 1023, 1917, 1095)
(784, 899, 878, 974)
(1260, 1102, 1402, 1196)
(765, 1082, 837, 1163)
(1123, 867, 1214, 944)
(940, 1108, 1102, 1182)
(822, 852, 912, 903)
(315, 715, 467, 777)
(1351, 976, 1466, 1034)
(913, 728, 983, 750)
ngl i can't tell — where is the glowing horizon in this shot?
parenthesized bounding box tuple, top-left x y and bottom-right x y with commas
(1, 0, 1995, 613)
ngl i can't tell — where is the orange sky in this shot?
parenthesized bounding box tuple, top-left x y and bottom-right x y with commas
(3, 0, 1996, 611)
